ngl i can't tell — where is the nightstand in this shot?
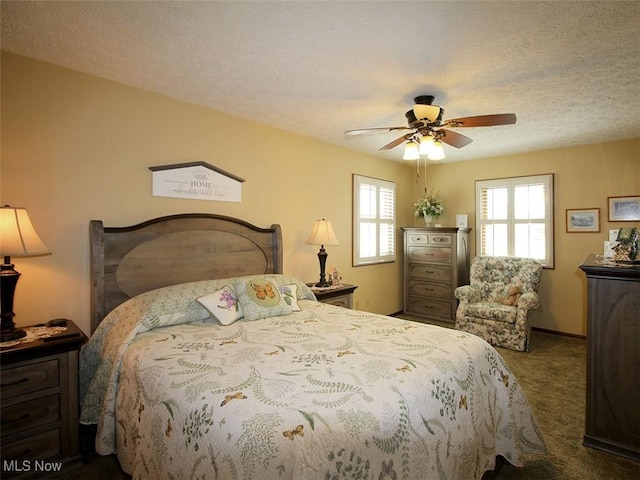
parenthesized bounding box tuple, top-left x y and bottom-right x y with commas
(0, 320, 87, 478)
(309, 284, 358, 309)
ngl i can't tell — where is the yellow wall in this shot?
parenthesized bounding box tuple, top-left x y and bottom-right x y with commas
(1, 53, 415, 335)
(413, 139, 639, 335)
(2, 53, 638, 338)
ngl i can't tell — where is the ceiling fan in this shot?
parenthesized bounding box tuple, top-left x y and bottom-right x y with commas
(345, 95, 516, 160)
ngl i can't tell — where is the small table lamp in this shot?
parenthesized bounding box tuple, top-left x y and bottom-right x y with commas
(305, 219, 340, 288)
(0, 206, 51, 342)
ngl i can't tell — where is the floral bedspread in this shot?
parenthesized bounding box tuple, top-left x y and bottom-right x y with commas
(80, 280, 544, 480)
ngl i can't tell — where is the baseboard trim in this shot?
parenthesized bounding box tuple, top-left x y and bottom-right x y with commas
(532, 326, 586, 340)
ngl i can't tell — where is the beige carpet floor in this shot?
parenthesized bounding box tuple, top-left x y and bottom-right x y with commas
(56, 320, 640, 480)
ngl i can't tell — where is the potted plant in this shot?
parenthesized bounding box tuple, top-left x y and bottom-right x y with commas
(414, 190, 445, 225)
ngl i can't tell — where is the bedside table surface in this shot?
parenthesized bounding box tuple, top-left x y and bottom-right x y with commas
(0, 320, 87, 365)
(309, 283, 357, 297)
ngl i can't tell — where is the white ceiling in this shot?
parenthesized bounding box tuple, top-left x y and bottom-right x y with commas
(2, 1, 639, 163)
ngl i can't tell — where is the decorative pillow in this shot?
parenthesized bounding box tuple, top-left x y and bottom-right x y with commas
(279, 284, 301, 311)
(197, 285, 243, 326)
(232, 276, 292, 321)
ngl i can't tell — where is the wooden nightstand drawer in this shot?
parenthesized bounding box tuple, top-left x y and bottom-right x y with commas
(407, 263, 451, 283)
(310, 284, 357, 309)
(1, 394, 60, 437)
(321, 294, 352, 309)
(1, 359, 59, 399)
(2, 428, 61, 461)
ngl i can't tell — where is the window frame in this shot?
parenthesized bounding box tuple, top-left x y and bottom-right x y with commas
(475, 173, 554, 268)
(352, 174, 396, 266)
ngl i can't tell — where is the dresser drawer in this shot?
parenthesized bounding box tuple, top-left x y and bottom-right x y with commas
(407, 280, 451, 299)
(1, 394, 60, 438)
(1, 428, 61, 461)
(406, 297, 452, 321)
(429, 234, 452, 245)
(406, 233, 430, 245)
(407, 263, 452, 282)
(407, 246, 451, 264)
(406, 233, 452, 246)
(1, 359, 59, 399)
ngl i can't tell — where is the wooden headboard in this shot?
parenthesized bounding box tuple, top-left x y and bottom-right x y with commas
(90, 214, 283, 333)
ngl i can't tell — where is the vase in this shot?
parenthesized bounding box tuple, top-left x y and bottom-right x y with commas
(423, 215, 433, 226)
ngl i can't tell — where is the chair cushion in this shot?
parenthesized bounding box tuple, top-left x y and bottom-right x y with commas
(464, 302, 517, 323)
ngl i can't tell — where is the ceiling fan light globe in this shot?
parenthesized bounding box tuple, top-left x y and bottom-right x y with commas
(413, 105, 441, 123)
(419, 135, 436, 155)
(427, 141, 446, 160)
(402, 141, 420, 160)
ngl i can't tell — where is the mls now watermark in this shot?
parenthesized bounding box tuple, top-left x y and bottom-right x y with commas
(3, 459, 63, 474)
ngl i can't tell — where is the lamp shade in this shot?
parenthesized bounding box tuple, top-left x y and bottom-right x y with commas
(305, 219, 340, 246)
(0, 206, 50, 257)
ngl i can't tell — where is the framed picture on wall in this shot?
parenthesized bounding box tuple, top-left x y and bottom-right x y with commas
(608, 196, 640, 222)
(566, 208, 600, 233)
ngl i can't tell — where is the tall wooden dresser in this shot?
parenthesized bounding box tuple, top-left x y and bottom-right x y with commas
(579, 255, 640, 461)
(402, 227, 471, 323)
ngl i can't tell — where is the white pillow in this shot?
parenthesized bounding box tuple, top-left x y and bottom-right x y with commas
(279, 284, 301, 311)
(197, 285, 243, 326)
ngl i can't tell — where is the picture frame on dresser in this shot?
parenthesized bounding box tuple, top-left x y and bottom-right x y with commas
(608, 196, 640, 222)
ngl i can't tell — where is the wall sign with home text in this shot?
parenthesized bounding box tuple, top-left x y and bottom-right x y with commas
(149, 161, 245, 202)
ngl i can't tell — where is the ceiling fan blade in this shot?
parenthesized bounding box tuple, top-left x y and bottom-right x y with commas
(445, 113, 516, 128)
(379, 134, 411, 151)
(437, 129, 473, 148)
(344, 126, 411, 136)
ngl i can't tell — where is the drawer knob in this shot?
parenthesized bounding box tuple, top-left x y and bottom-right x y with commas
(424, 270, 434, 274)
(1, 377, 28, 388)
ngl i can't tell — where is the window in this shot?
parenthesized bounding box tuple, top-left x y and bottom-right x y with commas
(476, 174, 554, 268)
(353, 174, 396, 266)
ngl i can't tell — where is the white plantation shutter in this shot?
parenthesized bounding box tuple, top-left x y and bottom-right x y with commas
(353, 175, 396, 265)
(476, 174, 554, 267)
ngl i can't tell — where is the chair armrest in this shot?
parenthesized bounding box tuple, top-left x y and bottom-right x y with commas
(455, 285, 481, 303)
(517, 291, 539, 310)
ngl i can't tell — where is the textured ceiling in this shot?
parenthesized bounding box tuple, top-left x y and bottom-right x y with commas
(2, 1, 639, 163)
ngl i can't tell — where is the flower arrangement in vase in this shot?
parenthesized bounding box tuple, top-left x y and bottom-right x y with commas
(414, 190, 445, 226)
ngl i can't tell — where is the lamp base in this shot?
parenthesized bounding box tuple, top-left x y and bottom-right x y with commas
(1, 259, 26, 343)
(314, 280, 333, 288)
(1, 327, 27, 342)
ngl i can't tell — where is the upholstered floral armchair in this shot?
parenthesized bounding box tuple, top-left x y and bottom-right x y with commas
(454, 256, 542, 352)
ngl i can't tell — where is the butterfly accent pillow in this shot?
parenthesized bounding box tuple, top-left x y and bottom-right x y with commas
(197, 285, 244, 326)
(232, 277, 292, 321)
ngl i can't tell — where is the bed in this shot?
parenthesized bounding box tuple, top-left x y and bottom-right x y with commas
(79, 214, 545, 480)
